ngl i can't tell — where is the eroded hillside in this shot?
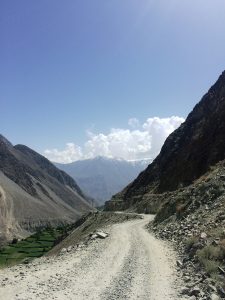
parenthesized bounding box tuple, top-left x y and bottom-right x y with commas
(0, 135, 92, 243)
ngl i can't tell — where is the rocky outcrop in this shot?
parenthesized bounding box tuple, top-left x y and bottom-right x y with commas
(0, 135, 92, 243)
(150, 159, 225, 299)
(106, 71, 225, 212)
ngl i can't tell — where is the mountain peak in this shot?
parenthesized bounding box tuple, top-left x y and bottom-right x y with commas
(0, 134, 13, 148)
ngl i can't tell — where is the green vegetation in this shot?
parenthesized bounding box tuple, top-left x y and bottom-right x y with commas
(0, 224, 75, 268)
(184, 235, 198, 251)
(0, 213, 92, 268)
(197, 245, 225, 276)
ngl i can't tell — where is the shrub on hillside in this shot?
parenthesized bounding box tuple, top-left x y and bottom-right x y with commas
(197, 245, 225, 275)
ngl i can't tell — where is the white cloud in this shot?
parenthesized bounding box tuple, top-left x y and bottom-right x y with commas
(44, 143, 83, 163)
(128, 117, 140, 128)
(84, 128, 152, 161)
(44, 116, 184, 163)
(142, 116, 184, 157)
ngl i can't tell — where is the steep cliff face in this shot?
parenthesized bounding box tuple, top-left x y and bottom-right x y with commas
(106, 71, 225, 210)
(0, 135, 92, 243)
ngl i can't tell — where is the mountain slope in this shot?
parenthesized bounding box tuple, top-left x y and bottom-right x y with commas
(106, 71, 225, 211)
(56, 157, 150, 205)
(0, 135, 92, 243)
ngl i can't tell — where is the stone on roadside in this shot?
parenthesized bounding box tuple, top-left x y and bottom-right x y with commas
(96, 231, 108, 239)
(67, 246, 73, 252)
(181, 287, 189, 295)
(218, 266, 225, 275)
(176, 260, 183, 268)
(200, 232, 207, 239)
(212, 240, 219, 246)
(60, 248, 67, 254)
(208, 284, 217, 292)
(90, 233, 98, 240)
(211, 293, 220, 300)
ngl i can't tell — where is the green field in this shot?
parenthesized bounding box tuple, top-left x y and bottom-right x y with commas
(0, 225, 72, 268)
(0, 213, 91, 268)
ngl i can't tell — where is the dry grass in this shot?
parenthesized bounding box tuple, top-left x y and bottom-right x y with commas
(197, 245, 225, 275)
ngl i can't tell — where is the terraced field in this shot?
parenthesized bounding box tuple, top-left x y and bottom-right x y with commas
(0, 225, 73, 267)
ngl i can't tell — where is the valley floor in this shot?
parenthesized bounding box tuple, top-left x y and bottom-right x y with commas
(0, 215, 183, 300)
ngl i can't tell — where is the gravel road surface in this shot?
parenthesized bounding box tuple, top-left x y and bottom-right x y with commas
(0, 215, 182, 300)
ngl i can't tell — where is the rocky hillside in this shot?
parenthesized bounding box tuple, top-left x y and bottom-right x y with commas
(106, 71, 225, 212)
(0, 135, 92, 244)
(149, 160, 225, 299)
(56, 156, 150, 205)
(105, 71, 225, 298)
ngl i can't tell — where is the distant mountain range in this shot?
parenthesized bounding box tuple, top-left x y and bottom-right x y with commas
(56, 156, 151, 205)
(0, 135, 92, 244)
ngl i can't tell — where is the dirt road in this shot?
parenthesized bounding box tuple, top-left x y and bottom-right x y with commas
(0, 215, 182, 300)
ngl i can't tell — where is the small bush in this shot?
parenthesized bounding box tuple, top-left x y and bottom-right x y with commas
(185, 236, 198, 251)
(208, 227, 225, 239)
(201, 259, 220, 275)
(197, 245, 224, 261)
(197, 245, 224, 275)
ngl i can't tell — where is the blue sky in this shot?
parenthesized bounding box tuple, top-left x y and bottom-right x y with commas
(1, 1, 225, 161)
